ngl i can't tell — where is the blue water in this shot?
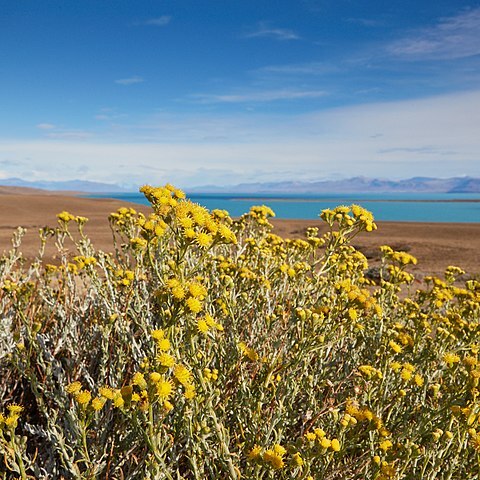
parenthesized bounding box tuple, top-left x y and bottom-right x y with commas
(89, 192, 480, 223)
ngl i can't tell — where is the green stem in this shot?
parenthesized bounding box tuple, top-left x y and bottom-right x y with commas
(10, 434, 28, 480)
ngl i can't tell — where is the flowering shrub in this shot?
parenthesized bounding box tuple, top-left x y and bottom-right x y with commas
(0, 184, 479, 479)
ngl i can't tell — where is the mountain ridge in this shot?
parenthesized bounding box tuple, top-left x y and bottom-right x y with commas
(0, 176, 479, 194)
(189, 176, 480, 194)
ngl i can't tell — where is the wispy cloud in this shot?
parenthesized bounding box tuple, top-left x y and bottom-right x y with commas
(192, 89, 327, 103)
(35, 123, 93, 140)
(255, 61, 340, 76)
(377, 146, 456, 156)
(388, 7, 480, 60)
(46, 130, 93, 140)
(244, 22, 300, 41)
(142, 16, 172, 26)
(345, 17, 384, 27)
(115, 76, 144, 86)
(94, 111, 128, 121)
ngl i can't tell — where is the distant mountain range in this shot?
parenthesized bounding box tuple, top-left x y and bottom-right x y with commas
(0, 176, 479, 194)
(189, 176, 480, 194)
(0, 177, 130, 193)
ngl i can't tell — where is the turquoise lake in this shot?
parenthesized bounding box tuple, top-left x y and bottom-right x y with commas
(90, 192, 480, 223)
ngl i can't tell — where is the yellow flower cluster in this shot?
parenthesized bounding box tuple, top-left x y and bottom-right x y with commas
(238, 341, 260, 362)
(0, 404, 23, 430)
(358, 364, 383, 380)
(66, 381, 106, 411)
(140, 184, 237, 246)
(304, 427, 341, 453)
(321, 204, 376, 232)
(57, 211, 87, 224)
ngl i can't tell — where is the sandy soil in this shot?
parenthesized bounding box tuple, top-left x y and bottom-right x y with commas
(1, 189, 479, 278)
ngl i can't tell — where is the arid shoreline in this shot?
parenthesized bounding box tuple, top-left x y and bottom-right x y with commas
(1, 188, 479, 278)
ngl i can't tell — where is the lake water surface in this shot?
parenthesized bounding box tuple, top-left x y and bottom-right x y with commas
(89, 192, 480, 223)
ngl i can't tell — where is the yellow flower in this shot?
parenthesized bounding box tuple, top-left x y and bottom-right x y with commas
(157, 338, 171, 351)
(291, 452, 304, 466)
(248, 445, 262, 460)
(188, 282, 207, 298)
(197, 318, 209, 334)
(75, 390, 92, 406)
(390, 361, 402, 372)
(99, 386, 116, 400)
(388, 340, 402, 354)
(131, 392, 141, 402)
(113, 393, 124, 408)
(66, 381, 82, 395)
(348, 308, 358, 321)
(273, 444, 286, 457)
(4, 415, 20, 429)
(151, 329, 165, 340)
(92, 397, 106, 411)
(263, 449, 284, 470)
(7, 404, 24, 415)
(174, 365, 193, 386)
(380, 461, 396, 477)
(150, 372, 162, 383)
(218, 224, 237, 243)
(57, 211, 76, 223)
(320, 437, 331, 449)
(444, 352, 460, 366)
(184, 228, 196, 239)
(331, 438, 341, 452)
(184, 384, 196, 399)
(157, 352, 175, 368)
(132, 372, 148, 390)
(179, 217, 194, 229)
(204, 313, 216, 327)
(171, 286, 186, 300)
(379, 439, 393, 452)
(239, 342, 260, 361)
(358, 365, 382, 379)
(186, 297, 202, 313)
(156, 378, 174, 400)
(196, 232, 213, 248)
(414, 374, 424, 387)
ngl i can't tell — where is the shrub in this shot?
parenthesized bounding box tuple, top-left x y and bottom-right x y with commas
(0, 184, 479, 479)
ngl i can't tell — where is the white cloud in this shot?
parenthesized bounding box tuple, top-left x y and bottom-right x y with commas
(388, 7, 480, 60)
(143, 16, 172, 26)
(255, 62, 340, 76)
(95, 112, 128, 121)
(115, 76, 144, 86)
(192, 89, 327, 103)
(36, 123, 56, 130)
(244, 23, 300, 41)
(2, 90, 480, 187)
(345, 17, 384, 27)
(45, 130, 93, 140)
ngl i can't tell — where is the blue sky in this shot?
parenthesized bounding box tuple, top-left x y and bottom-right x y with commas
(1, 0, 480, 188)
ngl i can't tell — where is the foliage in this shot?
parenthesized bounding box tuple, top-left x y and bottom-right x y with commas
(1, 184, 479, 479)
